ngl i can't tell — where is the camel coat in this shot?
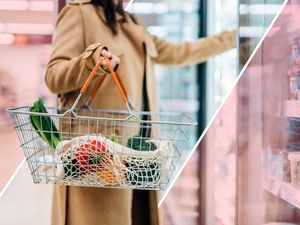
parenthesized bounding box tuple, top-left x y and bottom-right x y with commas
(45, 0, 236, 225)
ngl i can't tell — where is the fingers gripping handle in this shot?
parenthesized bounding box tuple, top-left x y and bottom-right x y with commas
(69, 56, 131, 113)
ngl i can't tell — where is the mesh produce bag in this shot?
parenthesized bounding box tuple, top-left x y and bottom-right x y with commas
(53, 134, 173, 188)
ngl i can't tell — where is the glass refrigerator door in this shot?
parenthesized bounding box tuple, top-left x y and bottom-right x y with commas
(199, 0, 238, 224)
(200, 1, 286, 225)
(239, 0, 285, 68)
(206, 0, 238, 121)
(236, 1, 300, 225)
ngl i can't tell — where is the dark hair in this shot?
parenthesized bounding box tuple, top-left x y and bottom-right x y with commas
(91, 0, 126, 35)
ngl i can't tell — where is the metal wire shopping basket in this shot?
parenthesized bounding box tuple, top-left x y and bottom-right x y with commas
(7, 57, 197, 190)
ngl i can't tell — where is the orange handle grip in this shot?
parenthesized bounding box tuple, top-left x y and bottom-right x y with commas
(115, 72, 128, 97)
(79, 56, 128, 105)
(80, 57, 105, 94)
(90, 72, 107, 98)
(104, 58, 127, 103)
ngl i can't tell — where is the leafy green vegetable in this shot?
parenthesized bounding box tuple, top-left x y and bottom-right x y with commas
(127, 135, 156, 151)
(126, 135, 159, 185)
(30, 98, 61, 149)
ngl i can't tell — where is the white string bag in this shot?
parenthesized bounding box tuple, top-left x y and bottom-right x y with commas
(53, 134, 174, 188)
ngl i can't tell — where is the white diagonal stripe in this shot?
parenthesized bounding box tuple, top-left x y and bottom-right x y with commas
(125, 0, 135, 11)
(0, 158, 25, 199)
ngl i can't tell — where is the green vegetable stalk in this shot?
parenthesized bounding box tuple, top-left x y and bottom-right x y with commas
(109, 134, 119, 143)
(30, 98, 61, 149)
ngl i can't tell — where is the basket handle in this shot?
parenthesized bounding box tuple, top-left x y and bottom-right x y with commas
(69, 56, 134, 114)
(103, 58, 137, 111)
(80, 56, 105, 94)
(84, 72, 107, 107)
(104, 57, 127, 103)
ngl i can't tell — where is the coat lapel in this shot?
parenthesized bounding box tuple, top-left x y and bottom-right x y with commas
(121, 22, 146, 47)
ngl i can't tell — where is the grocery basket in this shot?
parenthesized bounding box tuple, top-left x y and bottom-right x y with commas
(7, 57, 197, 190)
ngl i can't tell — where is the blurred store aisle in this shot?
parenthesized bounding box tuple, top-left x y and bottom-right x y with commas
(0, 163, 52, 225)
(0, 45, 53, 192)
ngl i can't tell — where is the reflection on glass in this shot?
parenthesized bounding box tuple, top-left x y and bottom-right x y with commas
(239, 0, 285, 69)
(206, 0, 237, 118)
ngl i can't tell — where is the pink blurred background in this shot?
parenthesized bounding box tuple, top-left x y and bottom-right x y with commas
(0, 0, 55, 193)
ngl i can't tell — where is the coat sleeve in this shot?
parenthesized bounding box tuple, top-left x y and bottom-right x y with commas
(45, 5, 103, 95)
(151, 30, 236, 66)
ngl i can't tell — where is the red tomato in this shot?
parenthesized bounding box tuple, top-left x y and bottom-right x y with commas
(75, 139, 106, 172)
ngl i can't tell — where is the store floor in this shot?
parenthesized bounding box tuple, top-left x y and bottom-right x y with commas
(0, 163, 52, 225)
(0, 125, 24, 192)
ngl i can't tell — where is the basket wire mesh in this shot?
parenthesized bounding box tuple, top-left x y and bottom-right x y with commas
(7, 57, 197, 190)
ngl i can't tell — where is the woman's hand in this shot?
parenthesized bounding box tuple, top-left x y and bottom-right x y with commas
(100, 49, 120, 72)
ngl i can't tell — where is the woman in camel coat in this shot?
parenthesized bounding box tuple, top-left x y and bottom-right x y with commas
(45, 0, 236, 224)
